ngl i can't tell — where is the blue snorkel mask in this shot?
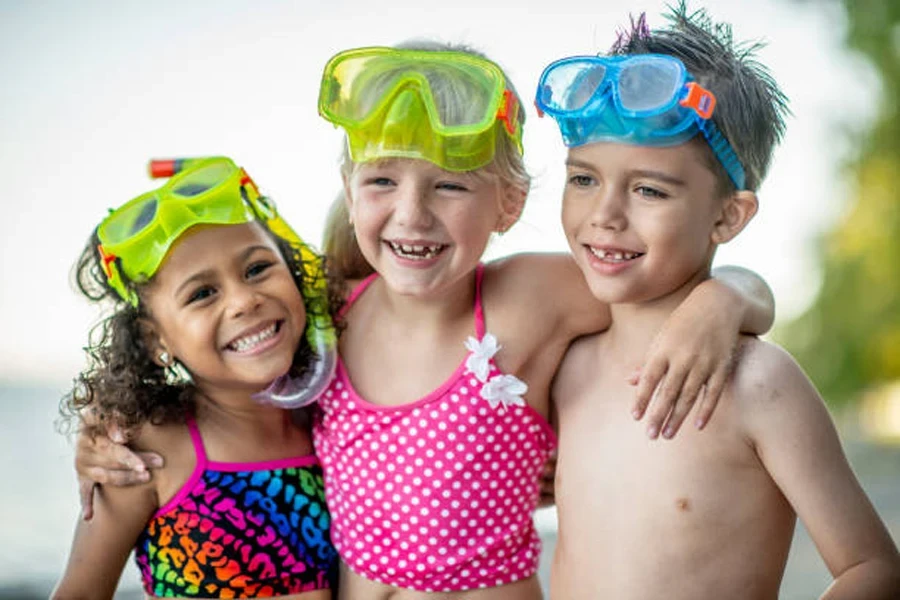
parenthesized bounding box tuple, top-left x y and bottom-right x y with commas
(535, 53, 746, 190)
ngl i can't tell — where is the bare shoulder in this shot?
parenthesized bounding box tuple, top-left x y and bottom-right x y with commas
(131, 419, 196, 486)
(485, 252, 577, 296)
(728, 337, 826, 429)
(484, 253, 609, 335)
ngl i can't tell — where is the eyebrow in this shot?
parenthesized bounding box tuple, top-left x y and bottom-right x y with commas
(174, 244, 275, 298)
(565, 159, 686, 187)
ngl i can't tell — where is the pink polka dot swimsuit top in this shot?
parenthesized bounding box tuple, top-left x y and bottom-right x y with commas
(313, 265, 557, 593)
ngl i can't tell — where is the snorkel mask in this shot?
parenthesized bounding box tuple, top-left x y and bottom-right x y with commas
(535, 53, 746, 189)
(95, 157, 337, 408)
(318, 47, 523, 172)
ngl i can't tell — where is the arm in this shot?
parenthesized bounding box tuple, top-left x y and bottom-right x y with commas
(52, 462, 158, 599)
(490, 254, 775, 438)
(742, 343, 900, 599)
(632, 265, 775, 438)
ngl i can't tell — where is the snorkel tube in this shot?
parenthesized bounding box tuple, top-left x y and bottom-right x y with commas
(148, 158, 338, 408)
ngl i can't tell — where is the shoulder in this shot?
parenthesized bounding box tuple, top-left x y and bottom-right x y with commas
(484, 253, 579, 295)
(728, 337, 828, 433)
(483, 253, 610, 335)
(730, 338, 813, 402)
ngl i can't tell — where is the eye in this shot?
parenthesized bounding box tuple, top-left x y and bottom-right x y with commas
(436, 181, 469, 192)
(246, 261, 273, 279)
(365, 176, 396, 187)
(187, 286, 216, 305)
(635, 185, 669, 199)
(567, 173, 595, 187)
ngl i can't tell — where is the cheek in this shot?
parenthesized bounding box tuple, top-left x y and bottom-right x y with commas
(561, 195, 587, 239)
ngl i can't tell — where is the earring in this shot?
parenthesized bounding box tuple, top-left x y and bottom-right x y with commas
(158, 351, 171, 365)
(165, 359, 193, 387)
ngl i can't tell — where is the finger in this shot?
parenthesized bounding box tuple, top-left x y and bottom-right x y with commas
(89, 465, 150, 487)
(79, 479, 96, 521)
(135, 451, 165, 469)
(660, 368, 707, 439)
(695, 364, 730, 429)
(108, 421, 135, 444)
(632, 359, 668, 420)
(108, 441, 148, 472)
(644, 367, 687, 439)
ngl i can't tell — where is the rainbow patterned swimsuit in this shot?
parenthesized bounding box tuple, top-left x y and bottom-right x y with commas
(134, 416, 337, 598)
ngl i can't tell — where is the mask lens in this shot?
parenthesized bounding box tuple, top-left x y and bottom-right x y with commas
(102, 194, 159, 244)
(540, 60, 607, 112)
(324, 51, 502, 129)
(618, 58, 683, 113)
(171, 161, 233, 198)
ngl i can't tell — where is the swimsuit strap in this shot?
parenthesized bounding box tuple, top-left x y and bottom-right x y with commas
(338, 272, 380, 318)
(474, 263, 486, 339)
(185, 413, 209, 471)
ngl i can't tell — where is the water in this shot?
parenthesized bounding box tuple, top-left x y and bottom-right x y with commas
(3, 384, 898, 599)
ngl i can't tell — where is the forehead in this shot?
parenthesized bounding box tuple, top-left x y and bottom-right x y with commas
(567, 139, 716, 183)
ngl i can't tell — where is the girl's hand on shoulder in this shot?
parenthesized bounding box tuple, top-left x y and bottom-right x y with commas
(630, 280, 744, 440)
(76, 411, 164, 520)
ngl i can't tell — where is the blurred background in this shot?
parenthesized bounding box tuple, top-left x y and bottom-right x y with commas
(1, 0, 898, 597)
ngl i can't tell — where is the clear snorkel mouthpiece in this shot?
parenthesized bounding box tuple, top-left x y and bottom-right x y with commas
(251, 339, 338, 408)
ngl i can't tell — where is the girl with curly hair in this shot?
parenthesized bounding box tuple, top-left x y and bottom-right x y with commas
(54, 157, 339, 599)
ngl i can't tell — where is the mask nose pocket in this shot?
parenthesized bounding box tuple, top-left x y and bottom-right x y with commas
(382, 87, 428, 151)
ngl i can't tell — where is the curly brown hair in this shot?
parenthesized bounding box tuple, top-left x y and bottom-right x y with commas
(60, 223, 345, 438)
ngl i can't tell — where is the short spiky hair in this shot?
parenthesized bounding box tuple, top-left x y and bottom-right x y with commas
(611, 2, 790, 192)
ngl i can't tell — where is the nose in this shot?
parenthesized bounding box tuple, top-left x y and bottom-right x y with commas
(226, 282, 263, 319)
(394, 182, 433, 229)
(589, 186, 628, 231)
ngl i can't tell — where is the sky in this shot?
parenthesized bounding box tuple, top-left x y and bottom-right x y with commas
(0, 0, 879, 384)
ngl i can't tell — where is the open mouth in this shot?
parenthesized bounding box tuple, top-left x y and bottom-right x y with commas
(226, 321, 282, 353)
(587, 247, 644, 263)
(386, 240, 447, 260)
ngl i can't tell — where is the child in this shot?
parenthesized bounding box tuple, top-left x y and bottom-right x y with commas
(72, 44, 775, 599)
(539, 7, 900, 599)
(53, 157, 339, 599)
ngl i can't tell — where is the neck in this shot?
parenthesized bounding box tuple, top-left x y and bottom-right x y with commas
(370, 269, 478, 331)
(192, 388, 294, 439)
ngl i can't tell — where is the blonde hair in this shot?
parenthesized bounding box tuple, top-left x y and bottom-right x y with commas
(323, 40, 531, 280)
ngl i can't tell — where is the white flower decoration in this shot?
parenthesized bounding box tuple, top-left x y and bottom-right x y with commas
(464, 333, 501, 382)
(480, 374, 528, 411)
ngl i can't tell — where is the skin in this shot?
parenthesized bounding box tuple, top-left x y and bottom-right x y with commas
(53, 223, 330, 600)
(73, 157, 774, 600)
(550, 141, 900, 599)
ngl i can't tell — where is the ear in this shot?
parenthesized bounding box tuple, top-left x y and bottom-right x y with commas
(138, 317, 172, 368)
(495, 182, 527, 234)
(711, 190, 758, 245)
(342, 172, 355, 215)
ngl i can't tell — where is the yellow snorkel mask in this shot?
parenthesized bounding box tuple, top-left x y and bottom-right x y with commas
(95, 157, 337, 408)
(318, 47, 524, 171)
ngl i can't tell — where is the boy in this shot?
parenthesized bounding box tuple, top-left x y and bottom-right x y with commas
(540, 6, 900, 599)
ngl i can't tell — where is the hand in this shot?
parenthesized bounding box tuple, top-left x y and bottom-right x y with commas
(537, 450, 557, 508)
(75, 417, 163, 520)
(629, 280, 742, 439)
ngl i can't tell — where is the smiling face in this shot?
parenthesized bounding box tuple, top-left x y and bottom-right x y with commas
(344, 158, 523, 298)
(141, 222, 306, 397)
(561, 139, 745, 306)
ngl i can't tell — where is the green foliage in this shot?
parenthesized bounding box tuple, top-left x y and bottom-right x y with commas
(780, 0, 900, 405)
